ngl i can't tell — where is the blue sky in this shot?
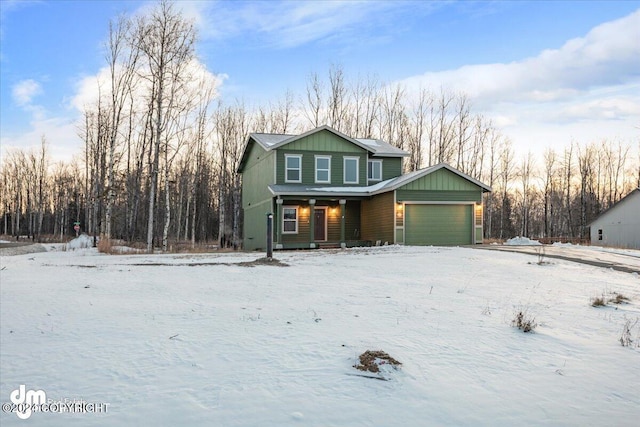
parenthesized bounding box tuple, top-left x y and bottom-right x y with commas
(1, 0, 639, 162)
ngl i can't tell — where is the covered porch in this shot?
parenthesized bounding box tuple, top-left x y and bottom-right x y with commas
(273, 197, 370, 249)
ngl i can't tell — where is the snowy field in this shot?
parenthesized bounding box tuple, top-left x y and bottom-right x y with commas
(1, 244, 639, 426)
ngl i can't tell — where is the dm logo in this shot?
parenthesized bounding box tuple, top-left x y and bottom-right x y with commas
(10, 385, 46, 420)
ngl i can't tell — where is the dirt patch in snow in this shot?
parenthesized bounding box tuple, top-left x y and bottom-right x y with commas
(354, 350, 402, 373)
(237, 257, 289, 267)
(95, 257, 291, 268)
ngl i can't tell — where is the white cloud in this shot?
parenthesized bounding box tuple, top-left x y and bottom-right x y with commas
(12, 79, 43, 106)
(70, 68, 111, 112)
(69, 58, 225, 115)
(192, 1, 438, 49)
(0, 116, 82, 164)
(400, 9, 640, 101)
(394, 9, 640, 155)
(559, 94, 640, 122)
(3, 2, 227, 164)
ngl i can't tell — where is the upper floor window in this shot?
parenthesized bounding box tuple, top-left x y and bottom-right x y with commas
(343, 156, 359, 184)
(285, 154, 302, 183)
(315, 155, 331, 183)
(368, 160, 382, 182)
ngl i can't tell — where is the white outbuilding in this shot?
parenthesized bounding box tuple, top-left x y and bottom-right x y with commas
(589, 188, 640, 249)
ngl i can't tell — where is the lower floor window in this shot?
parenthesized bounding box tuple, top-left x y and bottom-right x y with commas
(598, 229, 603, 240)
(283, 206, 298, 233)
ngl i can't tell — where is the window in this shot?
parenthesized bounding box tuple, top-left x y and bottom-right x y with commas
(315, 156, 331, 183)
(367, 160, 382, 182)
(343, 156, 359, 184)
(283, 206, 298, 233)
(598, 229, 603, 241)
(475, 204, 483, 226)
(285, 154, 302, 183)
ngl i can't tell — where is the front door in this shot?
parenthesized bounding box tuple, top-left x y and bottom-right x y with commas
(314, 208, 326, 241)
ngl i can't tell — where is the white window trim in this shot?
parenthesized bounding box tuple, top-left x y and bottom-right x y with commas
(285, 154, 302, 183)
(315, 155, 331, 184)
(343, 156, 359, 184)
(282, 205, 299, 234)
(367, 159, 382, 182)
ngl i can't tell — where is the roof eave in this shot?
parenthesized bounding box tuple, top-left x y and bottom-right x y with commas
(269, 189, 372, 198)
(237, 136, 256, 173)
(371, 152, 409, 158)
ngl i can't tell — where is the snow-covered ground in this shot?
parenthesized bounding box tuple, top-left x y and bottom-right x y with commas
(552, 242, 640, 258)
(1, 245, 639, 426)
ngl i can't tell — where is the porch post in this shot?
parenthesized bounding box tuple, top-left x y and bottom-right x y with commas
(339, 199, 346, 248)
(275, 198, 283, 249)
(309, 199, 316, 249)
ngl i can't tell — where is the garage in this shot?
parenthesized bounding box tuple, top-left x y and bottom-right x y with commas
(404, 204, 473, 246)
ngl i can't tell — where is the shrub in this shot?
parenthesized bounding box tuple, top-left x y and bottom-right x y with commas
(354, 350, 402, 373)
(536, 246, 547, 265)
(590, 291, 631, 307)
(620, 318, 639, 347)
(97, 238, 113, 254)
(610, 293, 630, 305)
(512, 310, 537, 333)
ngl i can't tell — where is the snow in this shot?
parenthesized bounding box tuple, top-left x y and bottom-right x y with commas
(65, 234, 95, 250)
(1, 246, 639, 426)
(356, 138, 380, 147)
(553, 242, 640, 258)
(316, 179, 392, 193)
(0, 244, 47, 257)
(505, 236, 542, 246)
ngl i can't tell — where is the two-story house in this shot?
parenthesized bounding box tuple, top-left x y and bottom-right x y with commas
(237, 125, 491, 251)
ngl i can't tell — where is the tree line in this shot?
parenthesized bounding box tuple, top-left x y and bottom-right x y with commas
(1, 0, 638, 250)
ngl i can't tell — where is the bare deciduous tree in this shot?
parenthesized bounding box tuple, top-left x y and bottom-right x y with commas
(104, 14, 139, 240)
(135, 0, 196, 252)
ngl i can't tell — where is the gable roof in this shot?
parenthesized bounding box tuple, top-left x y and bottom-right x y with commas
(238, 125, 408, 172)
(374, 163, 492, 194)
(268, 163, 492, 197)
(588, 188, 640, 226)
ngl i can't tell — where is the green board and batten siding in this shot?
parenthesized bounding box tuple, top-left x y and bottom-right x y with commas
(241, 141, 276, 250)
(242, 143, 275, 209)
(242, 199, 273, 251)
(276, 151, 367, 186)
(396, 168, 482, 203)
(381, 158, 402, 182)
(282, 130, 364, 153)
(276, 130, 367, 186)
(395, 167, 483, 246)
